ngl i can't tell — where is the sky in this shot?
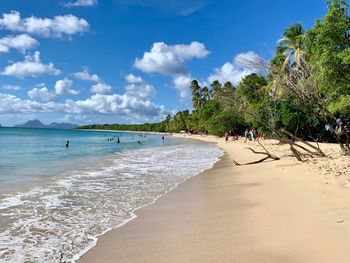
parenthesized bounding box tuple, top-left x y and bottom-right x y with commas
(0, 0, 328, 126)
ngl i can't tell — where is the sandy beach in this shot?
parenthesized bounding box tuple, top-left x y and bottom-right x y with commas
(79, 135, 350, 263)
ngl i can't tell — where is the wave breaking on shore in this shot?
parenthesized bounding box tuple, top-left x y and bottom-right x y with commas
(0, 141, 222, 262)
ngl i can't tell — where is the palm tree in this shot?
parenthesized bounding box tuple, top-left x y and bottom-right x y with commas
(223, 81, 234, 93)
(202, 86, 210, 101)
(277, 23, 305, 67)
(190, 80, 207, 109)
(210, 80, 222, 99)
(190, 80, 200, 94)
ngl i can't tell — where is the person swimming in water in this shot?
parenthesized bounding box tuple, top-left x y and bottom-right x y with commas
(65, 140, 70, 148)
(117, 137, 120, 143)
(137, 140, 142, 145)
(162, 135, 164, 142)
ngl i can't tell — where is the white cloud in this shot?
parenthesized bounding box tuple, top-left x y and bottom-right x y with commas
(1, 84, 21, 91)
(73, 67, 101, 82)
(125, 83, 156, 98)
(90, 83, 112, 95)
(0, 92, 167, 119)
(1, 51, 60, 78)
(134, 41, 209, 75)
(0, 11, 89, 38)
(208, 62, 251, 85)
(54, 78, 79, 95)
(208, 52, 262, 85)
(27, 86, 55, 102)
(0, 34, 38, 53)
(134, 41, 209, 98)
(70, 94, 165, 117)
(65, 0, 98, 7)
(0, 93, 48, 114)
(173, 74, 193, 98)
(125, 73, 144, 83)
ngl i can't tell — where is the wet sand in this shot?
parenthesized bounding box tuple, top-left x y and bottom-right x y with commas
(79, 136, 350, 263)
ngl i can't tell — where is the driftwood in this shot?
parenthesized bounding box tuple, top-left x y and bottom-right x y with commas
(233, 141, 280, 166)
(290, 145, 303, 162)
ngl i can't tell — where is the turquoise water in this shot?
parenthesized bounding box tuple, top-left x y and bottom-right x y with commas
(0, 128, 176, 191)
(0, 128, 222, 262)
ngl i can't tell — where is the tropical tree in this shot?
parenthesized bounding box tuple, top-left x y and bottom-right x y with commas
(277, 23, 306, 67)
(190, 80, 204, 109)
(210, 80, 222, 99)
(305, 0, 350, 117)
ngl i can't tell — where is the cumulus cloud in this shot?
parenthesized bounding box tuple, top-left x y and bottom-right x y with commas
(173, 74, 193, 98)
(134, 41, 209, 75)
(0, 92, 166, 119)
(1, 51, 60, 78)
(1, 84, 21, 90)
(65, 0, 98, 7)
(0, 34, 38, 53)
(125, 73, 144, 83)
(134, 41, 209, 98)
(125, 83, 156, 98)
(73, 67, 101, 82)
(54, 78, 79, 95)
(27, 86, 55, 101)
(90, 83, 112, 95)
(0, 93, 48, 114)
(0, 11, 89, 38)
(208, 52, 262, 85)
(69, 94, 164, 116)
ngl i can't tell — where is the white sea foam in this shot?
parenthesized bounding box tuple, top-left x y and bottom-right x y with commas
(0, 196, 23, 210)
(0, 140, 223, 263)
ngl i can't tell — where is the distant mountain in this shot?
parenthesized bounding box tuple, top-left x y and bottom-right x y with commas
(14, 119, 77, 129)
(15, 119, 46, 128)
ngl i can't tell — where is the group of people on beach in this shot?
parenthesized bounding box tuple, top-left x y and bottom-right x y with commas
(224, 128, 265, 143)
(243, 128, 265, 142)
(224, 130, 238, 143)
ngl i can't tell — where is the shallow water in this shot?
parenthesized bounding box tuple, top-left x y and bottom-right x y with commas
(0, 128, 223, 262)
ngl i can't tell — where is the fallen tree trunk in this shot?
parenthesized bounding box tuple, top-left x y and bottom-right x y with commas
(233, 142, 280, 166)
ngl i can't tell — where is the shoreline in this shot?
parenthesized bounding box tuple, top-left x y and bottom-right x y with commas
(72, 141, 224, 262)
(0, 131, 221, 262)
(79, 134, 350, 262)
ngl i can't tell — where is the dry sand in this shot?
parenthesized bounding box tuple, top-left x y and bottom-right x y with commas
(79, 135, 350, 263)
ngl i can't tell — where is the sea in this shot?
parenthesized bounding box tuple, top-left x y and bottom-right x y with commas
(0, 128, 223, 262)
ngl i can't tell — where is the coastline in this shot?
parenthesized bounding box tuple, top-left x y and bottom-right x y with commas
(79, 135, 350, 263)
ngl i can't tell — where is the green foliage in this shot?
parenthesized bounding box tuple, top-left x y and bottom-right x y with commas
(206, 109, 245, 136)
(305, 0, 350, 117)
(277, 23, 305, 67)
(78, 122, 166, 132)
(236, 73, 268, 104)
(167, 110, 190, 132)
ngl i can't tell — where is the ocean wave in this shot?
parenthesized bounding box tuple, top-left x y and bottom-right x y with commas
(0, 141, 223, 263)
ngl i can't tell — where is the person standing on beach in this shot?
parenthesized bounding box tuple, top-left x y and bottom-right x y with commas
(244, 129, 249, 143)
(225, 131, 229, 143)
(252, 129, 258, 141)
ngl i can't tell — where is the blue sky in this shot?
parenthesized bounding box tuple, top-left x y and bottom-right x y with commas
(0, 0, 327, 126)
